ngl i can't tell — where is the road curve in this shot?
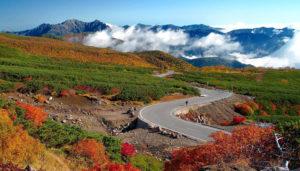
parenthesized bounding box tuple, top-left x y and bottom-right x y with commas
(138, 88, 233, 141)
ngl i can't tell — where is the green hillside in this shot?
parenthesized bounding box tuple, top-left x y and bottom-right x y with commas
(0, 45, 198, 102)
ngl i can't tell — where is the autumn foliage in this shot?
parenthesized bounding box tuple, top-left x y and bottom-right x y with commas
(16, 101, 48, 126)
(75, 140, 140, 171)
(73, 139, 109, 165)
(0, 34, 153, 68)
(232, 116, 246, 124)
(34, 94, 47, 103)
(74, 85, 98, 93)
(60, 89, 76, 97)
(121, 143, 136, 157)
(165, 125, 277, 171)
(234, 102, 256, 116)
(0, 163, 24, 171)
(107, 163, 140, 171)
(0, 109, 45, 167)
(86, 163, 140, 171)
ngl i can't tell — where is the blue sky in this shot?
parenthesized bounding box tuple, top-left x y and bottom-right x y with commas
(0, 0, 299, 31)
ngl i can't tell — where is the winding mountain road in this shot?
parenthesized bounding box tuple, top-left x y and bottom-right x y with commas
(138, 87, 233, 141)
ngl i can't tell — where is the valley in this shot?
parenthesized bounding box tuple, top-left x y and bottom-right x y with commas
(1, 0, 300, 170)
(0, 33, 299, 170)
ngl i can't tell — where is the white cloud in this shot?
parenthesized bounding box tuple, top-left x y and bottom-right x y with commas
(83, 25, 188, 53)
(193, 33, 241, 57)
(235, 31, 300, 68)
(83, 24, 242, 58)
(83, 23, 299, 68)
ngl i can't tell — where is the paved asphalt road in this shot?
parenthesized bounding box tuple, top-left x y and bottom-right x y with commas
(138, 88, 233, 141)
(154, 70, 175, 78)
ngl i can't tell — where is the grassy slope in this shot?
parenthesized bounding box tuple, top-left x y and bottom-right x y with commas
(0, 33, 195, 71)
(174, 68, 300, 119)
(0, 44, 198, 102)
(135, 51, 197, 71)
(0, 33, 153, 68)
(174, 68, 300, 132)
(174, 68, 300, 104)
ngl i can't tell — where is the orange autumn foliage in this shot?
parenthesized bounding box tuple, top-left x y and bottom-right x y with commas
(271, 103, 277, 111)
(75, 139, 140, 171)
(16, 101, 48, 126)
(234, 102, 255, 115)
(246, 101, 259, 111)
(73, 139, 109, 166)
(165, 125, 276, 171)
(110, 87, 121, 95)
(34, 94, 47, 103)
(0, 109, 45, 166)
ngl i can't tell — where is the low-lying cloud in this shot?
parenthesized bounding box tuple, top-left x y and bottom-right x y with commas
(83, 25, 240, 58)
(83, 24, 299, 68)
(84, 26, 188, 53)
(235, 31, 300, 68)
(193, 33, 241, 57)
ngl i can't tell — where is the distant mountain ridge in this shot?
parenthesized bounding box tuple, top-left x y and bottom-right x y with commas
(13, 19, 294, 57)
(11, 19, 295, 68)
(183, 57, 252, 68)
(14, 19, 109, 37)
(13, 19, 224, 38)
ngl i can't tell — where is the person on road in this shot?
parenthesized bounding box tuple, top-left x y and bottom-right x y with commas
(185, 100, 188, 106)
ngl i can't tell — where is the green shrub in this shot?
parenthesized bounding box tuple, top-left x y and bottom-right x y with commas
(23, 81, 44, 93)
(102, 136, 122, 162)
(130, 154, 163, 171)
(0, 80, 14, 92)
(13, 106, 122, 160)
(14, 106, 38, 134)
(0, 45, 197, 102)
(36, 120, 84, 147)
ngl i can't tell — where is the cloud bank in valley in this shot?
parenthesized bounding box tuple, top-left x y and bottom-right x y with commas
(83, 25, 240, 58)
(192, 33, 240, 57)
(83, 24, 299, 68)
(83, 25, 188, 53)
(235, 31, 300, 68)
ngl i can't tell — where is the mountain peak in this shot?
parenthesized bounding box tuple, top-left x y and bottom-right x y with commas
(14, 19, 109, 36)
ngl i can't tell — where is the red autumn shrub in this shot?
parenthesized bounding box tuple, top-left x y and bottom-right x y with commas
(121, 143, 136, 157)
(234, 102, 254, 115)
(232, 116, 246, 125)
(220, 121, 231, 126)
(260, 111, 269, 116)
(110, 87, 121, 94)
(16, 101, 48, 126)
(73, 139, 108, 165)
(74, 85, 97, 93)
(60, 89, 76, 97)
(107, 163, 140, 171)
(84, 162, 140, 171)
(165, 125, 276, 171)
(271, 103, 277, 111)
